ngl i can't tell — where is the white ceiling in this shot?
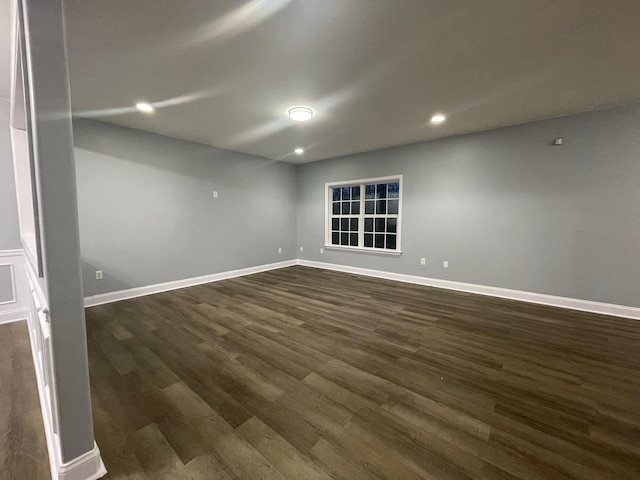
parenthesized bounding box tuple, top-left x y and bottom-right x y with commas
(62, 1, 640, 162)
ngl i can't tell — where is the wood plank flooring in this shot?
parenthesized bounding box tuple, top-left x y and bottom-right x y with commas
(0, 321, 51, 479)
(83, 265, 640, 479)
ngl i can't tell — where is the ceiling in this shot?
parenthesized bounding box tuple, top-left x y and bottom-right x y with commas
(61, 0, 640, 163)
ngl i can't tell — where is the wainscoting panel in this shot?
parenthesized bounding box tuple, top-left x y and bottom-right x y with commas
(0, 249, 29, 324)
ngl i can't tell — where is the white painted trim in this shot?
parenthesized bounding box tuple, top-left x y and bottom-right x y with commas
(296, 259, 640, 321)
(0, 307, 28, 324)
(0, 249, 28, 323)
(24, 263, 107, 480)
(84, 260, 297, 307)
(324, 245, 402, 256)
(0, 248, 25, 257)
(0, 263, 17, 305)
(26, 313, 106, 480)
(57, 443, 107, 480)
(325, 174, 403, 253)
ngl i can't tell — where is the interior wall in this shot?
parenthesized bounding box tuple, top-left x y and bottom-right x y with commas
(74, 119, 297, 297)
(0, 99, 21, 250)
(296, 103, 640, 308)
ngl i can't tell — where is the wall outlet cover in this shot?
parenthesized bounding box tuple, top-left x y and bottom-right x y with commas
(95, 270, 103, 280)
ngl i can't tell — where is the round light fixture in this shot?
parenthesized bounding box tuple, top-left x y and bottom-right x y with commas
(430, 114, 446, 124)
(136, 102, 154, 113)
(294, 148, 304, 155)
(288, 106, 314, 122)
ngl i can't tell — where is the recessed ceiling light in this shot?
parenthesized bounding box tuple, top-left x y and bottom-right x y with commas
(294, 148, 304, 155)
(288, 106, 314, 122)
(136, 102, 154, 113)
(430, 114, 446, 124)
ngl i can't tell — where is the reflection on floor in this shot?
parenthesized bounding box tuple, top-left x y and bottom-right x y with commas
(0, 321, 50, 479)
(86, 266, 640, 479)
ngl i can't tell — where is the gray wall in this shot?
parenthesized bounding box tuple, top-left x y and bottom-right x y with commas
(0, 264, 13, 303)
(0, 99, 21, 250)
(74, 120, 297, 297)
(297, 103, 640, 308)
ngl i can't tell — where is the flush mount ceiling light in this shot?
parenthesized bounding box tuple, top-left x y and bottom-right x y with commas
(288, 106, 314, 122)
(430, 114, 446, 124)
(294, 148, 304, 155)
(136, 102, 154, 113)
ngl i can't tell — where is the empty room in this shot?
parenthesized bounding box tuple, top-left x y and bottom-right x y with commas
(2, 1, 640, 479)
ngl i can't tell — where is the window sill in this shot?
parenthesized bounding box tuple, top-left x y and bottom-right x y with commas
(323, 245, 402, 256)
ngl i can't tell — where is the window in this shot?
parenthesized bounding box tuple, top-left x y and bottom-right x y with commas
(326, 175, 402, 253)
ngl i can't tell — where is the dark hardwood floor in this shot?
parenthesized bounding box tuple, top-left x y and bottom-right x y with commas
(0, 321, 50, 479)
(84, 265, 640, 479)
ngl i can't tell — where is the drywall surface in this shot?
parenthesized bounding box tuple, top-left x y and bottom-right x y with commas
(0, 100, 20, 250)
(297, 103, 640, 307)
(74, 120, 297, 297)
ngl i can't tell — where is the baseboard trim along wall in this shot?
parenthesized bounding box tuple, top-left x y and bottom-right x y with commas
(84, 257, 640, 320)
(84, 260, 298, 307)
(296, 259, 640, 321)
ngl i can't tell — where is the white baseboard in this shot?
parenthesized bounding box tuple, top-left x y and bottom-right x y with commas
(84, 260, 298, 307)
(0, 307, 28, 324)
(56, 443, 106, 480)
(25, 308, 107, 480)
(297, 259, 640, 321)
(82, 257, 640, 321)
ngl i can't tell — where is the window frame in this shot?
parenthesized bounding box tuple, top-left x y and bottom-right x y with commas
(324, 175, 403, 255)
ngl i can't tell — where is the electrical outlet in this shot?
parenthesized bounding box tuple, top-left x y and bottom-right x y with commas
(420, 258, 426, 265)
(299, 246, 304, 252)
(320, 247, 324, 254)
(212, 191, 218, 198)
(278, 247, 282, 254)
(95, 270, 103, 280)
(443, 261, 449, 268)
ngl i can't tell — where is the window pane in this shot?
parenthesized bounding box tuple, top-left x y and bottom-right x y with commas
(388, 182, 399, 198)
(332, 202, 340, 214)
(351, 186, 361, 200)
(375, 218, 385, 232)
(376, 184, 387, 199)
(341, 218, 349, 231)
(365, 201, 374, 214)
(342, 202, 350, 214)
(364, 234, 374, 247)
(376, 200, 386, 214)
(351, 201, 360, 214)
(341, 233, 349, 245)
(350, 233, 358, 246)
(332, 232, 339, 244)
(332, 218, 339, 230)
(342, 187, 351, 200)
(350, 218, 358, 231)
(332, 188, 341, 201)
(365, 184, 376, 199)
(387, 218, 397, 233)
(375, 234, 385, 249)
(386, 234, 397, 250)
(388, 199, 399, 214)
(364, 218, 373, 232)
